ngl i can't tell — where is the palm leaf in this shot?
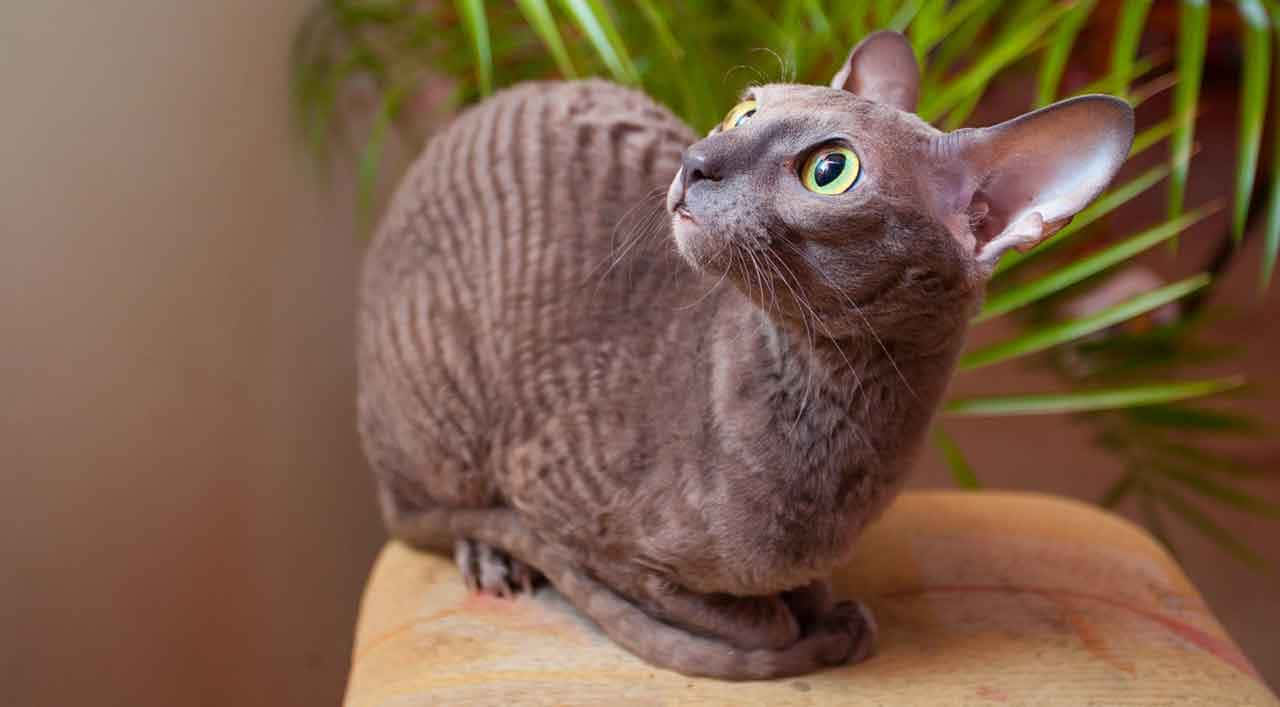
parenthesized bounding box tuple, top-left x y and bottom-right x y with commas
(1072, 51, 1166, 99)
(978, 204, 1220, 322)
(908, 0, 945, 59)
(888, 0, 927, 32)
(960, 274, 1210, 370)
(1126, 404, 1264, 435)
(919, 1, 1070, 123)
(1129, 116, 1178, 158)
(1101, 472, 1137, 507)
(874, 0, 897, 26)
(934, 427, 981, 488)
(801, 0, 833, 38)
(1167, 0, 1209, 226)
(1146, 439, 1261, 478)
(1150, 483, 1266, 567)
(456, 0, 493, 95)
(919, 0, 998, 55)
(1262, 0, 1280, 289)
(1152, 463, 1280, 518)
(945, 377, 1244, 417)
(1138, 484, 1178, 554)
(1234, 1, 1271, 243)
(555, 0, 638, 84)
(1036, 0, 1099, 106)
(514, 0, 577, 78)
(1109, 0, 1155, 98)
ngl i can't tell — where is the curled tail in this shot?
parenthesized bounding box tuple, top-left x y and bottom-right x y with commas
(382, 493, 872, 680)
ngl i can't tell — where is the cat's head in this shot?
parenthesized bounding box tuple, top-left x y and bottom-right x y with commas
(666, 30, 1133, 345)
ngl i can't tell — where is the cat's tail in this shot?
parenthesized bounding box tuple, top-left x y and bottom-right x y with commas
(405, 506, 872, 681)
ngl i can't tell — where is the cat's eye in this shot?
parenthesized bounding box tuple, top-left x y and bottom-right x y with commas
(721, 99, 758, 131)
(800, 146, 860, 195)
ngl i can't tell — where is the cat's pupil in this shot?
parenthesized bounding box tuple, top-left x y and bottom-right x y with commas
(814, 153, 845, 187)
(735, 109, 755, 126)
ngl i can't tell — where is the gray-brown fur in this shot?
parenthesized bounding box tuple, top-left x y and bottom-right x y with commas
(357, 32, 1133, 679)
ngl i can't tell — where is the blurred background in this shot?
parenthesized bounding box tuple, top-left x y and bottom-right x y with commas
(2, 1, 1278, 705)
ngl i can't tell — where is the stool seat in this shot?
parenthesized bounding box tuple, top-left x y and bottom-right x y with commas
(344, 491, 1277, 705)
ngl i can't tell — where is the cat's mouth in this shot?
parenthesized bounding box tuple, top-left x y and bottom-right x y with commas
(667, 166, 728, 272)
(665, 166, 688, 215)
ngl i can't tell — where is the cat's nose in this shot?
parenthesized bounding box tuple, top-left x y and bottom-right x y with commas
(681, 147, 722, 189)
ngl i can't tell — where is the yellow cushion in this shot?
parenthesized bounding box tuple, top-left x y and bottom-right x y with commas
(345, 491, 1277, 705)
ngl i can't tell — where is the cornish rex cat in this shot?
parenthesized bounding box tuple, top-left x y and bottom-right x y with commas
(356, 31, 1133, 679)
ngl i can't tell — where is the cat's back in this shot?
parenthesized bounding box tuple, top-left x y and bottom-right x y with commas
(362, 79, 693, 322)
(358, 80, 696, 492)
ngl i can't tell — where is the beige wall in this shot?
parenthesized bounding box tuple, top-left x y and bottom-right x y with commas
(1, 2, 383, 705)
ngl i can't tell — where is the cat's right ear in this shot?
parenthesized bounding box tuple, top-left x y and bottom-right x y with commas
(931, 94, 1134, 272)
(830, 30, 919, 112)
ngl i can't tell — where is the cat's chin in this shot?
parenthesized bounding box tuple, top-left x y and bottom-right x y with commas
(671, 213, 724, 274)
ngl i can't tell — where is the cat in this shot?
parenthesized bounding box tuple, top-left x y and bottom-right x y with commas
(356, 30, 1133, 679)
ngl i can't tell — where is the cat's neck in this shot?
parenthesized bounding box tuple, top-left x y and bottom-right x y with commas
(724, 289, 961, 407)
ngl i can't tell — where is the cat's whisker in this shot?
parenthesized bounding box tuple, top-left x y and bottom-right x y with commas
(764, 248, 878, 453)
(759, 249, 820, 430)
(725, 64, 767, 87)
(623, 204, 670, 287)
(777, 238, 919, 402)
(750, 47, 790, 84)
(676, 240, 735, 311)
(748, 243, 813, 427)
(744, 248, 775, 338)
(588, 187, 667, 286)
(726, 247, 761, 348)
(766, 248, 864, 394)
(593, 215, 664, 292)
(753, 252, 775, 339)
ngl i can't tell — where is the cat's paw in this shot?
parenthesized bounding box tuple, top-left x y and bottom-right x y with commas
(813, 600, 878, 666)
(454, 538, 543, 598)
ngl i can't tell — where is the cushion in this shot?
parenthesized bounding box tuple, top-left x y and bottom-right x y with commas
(345, 491, 1277, 705)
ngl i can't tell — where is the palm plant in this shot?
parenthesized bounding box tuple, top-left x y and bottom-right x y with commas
(292, 0, 1279, 566)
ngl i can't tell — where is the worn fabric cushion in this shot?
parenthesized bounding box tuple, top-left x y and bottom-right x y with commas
(345, 491, 1277, 705)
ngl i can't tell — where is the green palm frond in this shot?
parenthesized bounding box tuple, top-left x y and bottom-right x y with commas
(1167, 0, 1208, 228)
(945, 377, 1244, 417)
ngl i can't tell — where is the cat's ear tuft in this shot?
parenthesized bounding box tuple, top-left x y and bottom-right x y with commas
(935, 94, 1134, 271)
(831, 30, 919, 112)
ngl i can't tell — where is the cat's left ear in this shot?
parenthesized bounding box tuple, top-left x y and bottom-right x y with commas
(933, 94, 1134, 271)
(831, 30, 919, 112)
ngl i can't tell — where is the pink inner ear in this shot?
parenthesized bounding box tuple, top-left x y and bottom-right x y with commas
(935, 94, 1134, 266)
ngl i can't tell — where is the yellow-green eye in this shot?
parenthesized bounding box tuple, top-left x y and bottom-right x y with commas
(801, 146, 860, 195)
(722, 99, 758, 130)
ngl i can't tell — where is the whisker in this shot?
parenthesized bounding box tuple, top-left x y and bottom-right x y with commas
(751, 246, 814, 428)
(777, 239, 918, 402)
(766, 249, 863, 392)
(585, 187, 667, 286)
(676, 240, 734, 311)
(765, 248, 881, 461)
(725, 64, 767, 87)
(750, 47, 789, 84)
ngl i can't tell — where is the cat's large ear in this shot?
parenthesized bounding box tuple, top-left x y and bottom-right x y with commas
(831, 30, 919, 112)
(932, 94, 1134, 270)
